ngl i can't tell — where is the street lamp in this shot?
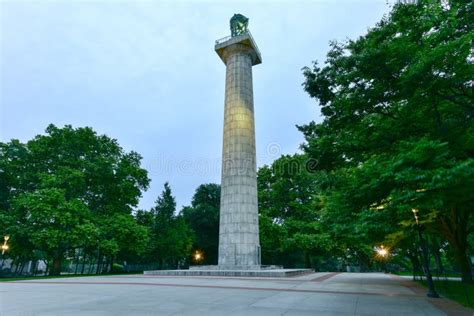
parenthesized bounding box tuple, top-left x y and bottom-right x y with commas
(193, 250, 203, 264)
(412, 209, 439, 298)
(1, 235, 9, 255)
(377, 245, 388, 258)
(376, 245, 389, 273)
(0, 235, 10, 272)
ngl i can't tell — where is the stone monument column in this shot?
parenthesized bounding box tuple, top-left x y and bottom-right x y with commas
(144, 15, 309, 277)
(215, 21, 262, 268)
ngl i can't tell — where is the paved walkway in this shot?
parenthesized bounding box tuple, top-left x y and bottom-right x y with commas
(0, 272, 471, 315)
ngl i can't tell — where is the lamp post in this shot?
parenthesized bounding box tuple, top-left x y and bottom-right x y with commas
(0, 235, 10, 272)
(412, 209, 439, 298)
(376, 245, 389, 273)
(1, 235, 9, 255)
(193, 250, 203, 264)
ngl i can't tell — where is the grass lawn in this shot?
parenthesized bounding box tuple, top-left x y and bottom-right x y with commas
(418, 280, 474, 309)
(0, 272, 139, 282)
(394, 271, 464, 278)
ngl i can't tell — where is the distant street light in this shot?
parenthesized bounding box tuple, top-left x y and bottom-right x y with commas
(0, 235, 10, 272)
(376, 245, 389, 273)
(412, 209, 439, 298)
(377, 245, 388, 258)
(193, 251, 203, 264)
(1, 235, 9, 255)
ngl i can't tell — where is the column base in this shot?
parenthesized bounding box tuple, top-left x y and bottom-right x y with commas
(189, 265, 281, 270)
(143, 266, 312, 278)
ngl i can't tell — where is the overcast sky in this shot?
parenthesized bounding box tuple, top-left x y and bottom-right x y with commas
(1, 0, 393, 210)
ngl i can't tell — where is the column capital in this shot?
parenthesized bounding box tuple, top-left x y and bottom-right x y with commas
(215, 33, 262, 66)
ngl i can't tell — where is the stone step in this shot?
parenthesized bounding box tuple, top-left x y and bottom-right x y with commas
(143, 269, 313, 278)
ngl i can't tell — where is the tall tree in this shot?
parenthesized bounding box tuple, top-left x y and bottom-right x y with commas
(150, 183, 193, 268)
(299, 0, 473, 282)
(11, 188, 94, 275)
(0, 124, 150, 275)
(182, 183, 220, 265)
(258, 155, 331, 268)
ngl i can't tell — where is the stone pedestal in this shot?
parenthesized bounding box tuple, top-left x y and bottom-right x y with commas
(144, 268, 312, 278)
(215, 33, 262, 267)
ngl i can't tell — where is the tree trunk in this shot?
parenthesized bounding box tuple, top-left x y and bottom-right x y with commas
(109, 257, 114, 273)
(101, 258, 105, 274)
(455, 250, 472, 284)
(19, 261, 26, 275)
(14, 260, 20, 274)
(438, 209, 472, 283)
(49, 256, 62, 276)
(81, 253, 87, 274)
(431, 241, 444, 276)
(44, 260, 50, 276)
(88, 256, 94, 274)
(408, 250, 422, 281)
(33, 261, 38, 276)
(96, 252, 102, 274)
(304, 252, 311, 269)
(74, 249, 80, 274)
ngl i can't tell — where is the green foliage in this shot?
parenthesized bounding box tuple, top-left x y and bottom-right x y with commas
(153, 182, 176, 222)
(0, 124, 150, 275)
(111, 263, 125, 273)
(182, 183, 220, 265)
(299, 0, 473, 281)
(258, 155, 332, 268)
(12, 188, 91, 258)
(142, 182, 193, 268)
(99, 214, 149, 259)
(418, 280, 474, 309)
(2, 1, 472, 279)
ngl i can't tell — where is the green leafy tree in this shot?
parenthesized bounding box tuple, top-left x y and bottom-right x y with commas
(99, 214, 149, 269)
(299, 1, 473, 282)
(150, 183, 193, 268)
(11, 188, 93, 275)
(258, 155, 331, 268)
(182, 183, 220, 265)
(0, 124, 150, 275)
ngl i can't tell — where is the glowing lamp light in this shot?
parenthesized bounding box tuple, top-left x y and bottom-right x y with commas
(1, 236, 9, 255)
(376, 245, 389, 258)
(193, 251, 203, 263)
(412, 209, 420, 225)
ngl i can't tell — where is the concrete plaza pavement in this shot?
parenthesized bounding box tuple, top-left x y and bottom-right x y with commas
(0, 272, 471, 315)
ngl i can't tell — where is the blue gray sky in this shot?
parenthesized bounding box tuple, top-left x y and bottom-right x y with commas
(1, 0, 392, 210)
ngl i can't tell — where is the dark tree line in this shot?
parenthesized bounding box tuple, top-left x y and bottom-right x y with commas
(0, 124, 218, 275)
(296, 0, 473, 282)
(0, 124, 150, 275)
(1, 0, 471, 283)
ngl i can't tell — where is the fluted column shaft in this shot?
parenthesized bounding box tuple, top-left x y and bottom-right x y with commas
(218, 43, 260, 267)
